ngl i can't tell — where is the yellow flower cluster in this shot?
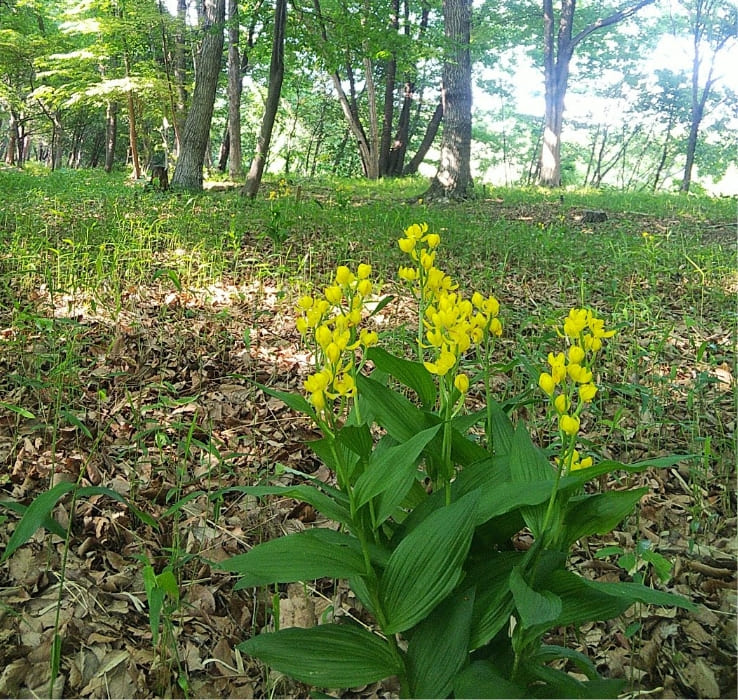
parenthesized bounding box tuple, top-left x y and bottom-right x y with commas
(539, 307, 615, 446)
(296, 264, 378, 412)
(397, 223, 502, 389)
(268, 178, 291, 200)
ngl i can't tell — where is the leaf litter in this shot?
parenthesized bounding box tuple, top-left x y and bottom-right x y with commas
(0, 195, 735, 699)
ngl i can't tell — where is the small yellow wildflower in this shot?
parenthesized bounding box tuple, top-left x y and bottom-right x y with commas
(554, 394, 570, 415)
(579, 383, 597, 402)
(559, 414, 580, 437)
(357, 263, 372, 279)
(539, 372, 556, 395)
(335, 266, 355, 285)
(424, 349, 457, 376)
(454, 373, 470, 394)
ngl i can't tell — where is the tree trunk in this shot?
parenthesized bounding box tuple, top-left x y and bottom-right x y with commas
(538, 0, 656, 187)
(105, 100, 118, 173)
(5, 110, 20, 165)
(227, 0, 243, 179)
(172, 0, 190, 156)
(403, 101, 442, 176)
(243, 0, 287, 197)
(423, 0, 473, 199)
(171, 0, 226, 191)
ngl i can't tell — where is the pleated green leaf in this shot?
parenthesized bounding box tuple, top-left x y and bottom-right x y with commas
(406, 586, 475, 698)
(510, 566, 562, 631)
(454, 661, 527, 699)
(238, 624, 401, 688)
(561, 488, 648, 547)
(353, 425, 440, 522)
(216, 528, 367, 588)
(366, 346, 437, 409)
(380, 491, 478, 634)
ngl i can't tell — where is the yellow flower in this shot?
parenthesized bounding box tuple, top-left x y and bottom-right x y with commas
(420, 250, 436, 270)
(297, 295, 314, 310)
(454, 373, 470, 394)
(357, 279, 372, 297)
(424, 349, 457, 376)
(539, 372, 556, 395)
(563, 308, 589, 338)
(359, 329, 378, 347)
(488, 318, 503, 337)
(335, 266, 355, 285)
(296, 317, 308, 335)
(398, 237, 416, 254)
(568, 345, 585, 364)
(325, 285, 343, 305)
(398, 266, 418, 281)
(579, 383, 598, 402)
(554, 394, 570, 415)
(404, 222, 428, 241)
(357, 263, 372, 279)
(333, 372, 356, 397)
(424, 233, 441, 248)
(548, 352, 567, 383)
(567, 363, 593, 384)
(315, 324, 332, 348)
(325, 342, 341, 365)
(304, 368, 332, 394)
(559, 414, 580, 437)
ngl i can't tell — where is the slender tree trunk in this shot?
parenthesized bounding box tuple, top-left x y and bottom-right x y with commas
(403, 101, 442, 175)
(538, 0, 656, 187)
(171, 0, 226, 191)
(218, 124, 230, 172)
(227, 0, 243, 179)
(172, 0, 190, 156)
(5, 111, 19, 165)
(243, 0, 287, 197)
(423, 0, 473, 199)
(105, 100, 118, 173)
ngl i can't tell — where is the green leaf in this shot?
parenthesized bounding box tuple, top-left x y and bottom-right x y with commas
(510, 566, 562, 630)
(454, 661, 526, 699)
(509, 423, 555, 537)
(366, 346, 437, 408)
(0, 401, 36, 419)
(380, 491, 478, 634)
(254, 381, 317, 421)
(487, 399, 515, 457)
(2, 482, 75, 562)
(468, 552, 522, 649)
(353, 425, 440, 521)
(406, 586, 475, 698)
(60, 409, 93, 439)
(0, 499, 66, 538)
(561, 488, 648, 546)
(576, 577, 695, 611)
(238, 624, 401, 687)
(216, 528, 367, 588)
(211, 483, 351, 527)
(357, 374, 430, 442)
(546, 569, 631, 626)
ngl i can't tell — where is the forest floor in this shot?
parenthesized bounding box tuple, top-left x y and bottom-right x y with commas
(0, 168, 736, 698)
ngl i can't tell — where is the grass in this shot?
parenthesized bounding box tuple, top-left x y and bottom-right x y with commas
(0, 165, 735, 697)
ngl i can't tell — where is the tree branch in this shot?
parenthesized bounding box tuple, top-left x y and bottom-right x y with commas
(570, 0, 656, 49)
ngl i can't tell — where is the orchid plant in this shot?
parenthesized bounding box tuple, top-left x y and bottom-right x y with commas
(218, 223, 693, 698)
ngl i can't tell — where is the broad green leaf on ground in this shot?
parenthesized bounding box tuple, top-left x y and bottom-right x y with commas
(216, 528, 368, 588)
(509, 566, 562, 630)
(238, 624, 401, 687)
(366, 346, 437, 408)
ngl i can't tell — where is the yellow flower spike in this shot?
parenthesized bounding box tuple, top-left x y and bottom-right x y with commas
(325, 285, 343, 305)
(398, 266, 418, 281)
(559, 414, 581, 437)
(539, 373, 556, 395)
(579, 383, 598, 402)
(357, 279, 372, 297)
(554, 394, 570, 415)
(568, 345, 586, 364)
(424, 233, 441, 249)
(454, 373, 470, 394)
(297, 295, 314, 310)
(398, 237, 416, 254)
(335, 266, 355, 285)
(357, 263, 372, 279)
